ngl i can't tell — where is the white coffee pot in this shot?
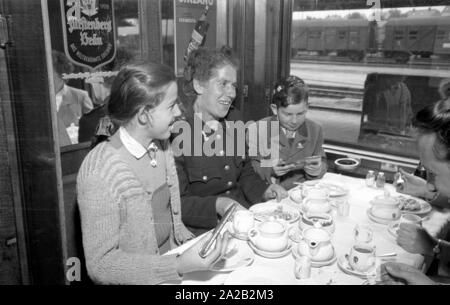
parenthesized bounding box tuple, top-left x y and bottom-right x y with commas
(297, 227, 335, 262)
(369, 195, 401, 220)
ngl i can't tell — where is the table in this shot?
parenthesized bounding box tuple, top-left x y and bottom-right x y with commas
(165, 173, 450, 285)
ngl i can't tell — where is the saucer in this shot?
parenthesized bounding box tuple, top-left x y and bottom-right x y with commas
(292, 246, 337, 267)
(337, 254, 376, 279)
(387, 222, 399, 238)
(248, 240, 292, 259)
(366, 208, 398, 225)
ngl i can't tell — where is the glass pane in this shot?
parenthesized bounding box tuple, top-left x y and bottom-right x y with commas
(290, 1, 450, 158)
(48, 0, 141, 147)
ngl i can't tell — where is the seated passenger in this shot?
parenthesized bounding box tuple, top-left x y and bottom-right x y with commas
(77, 63, 228, 284)
(52, 50, 93, 145)
(172, 46, 287, 236)
(248, 76, 327, 190)
(381, 97, 450, 285)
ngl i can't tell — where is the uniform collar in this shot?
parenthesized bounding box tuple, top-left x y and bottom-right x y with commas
(119, 126, 155, 159)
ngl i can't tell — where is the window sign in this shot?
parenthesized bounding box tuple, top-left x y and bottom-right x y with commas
(60, 0, 116, 70)
(174, 0, 216, 76)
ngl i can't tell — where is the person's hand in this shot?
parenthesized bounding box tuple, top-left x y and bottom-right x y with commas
(396, 169, 437, 200)
(176, 231, 230, 275)
(272, 159, 296, 177)
(304, 159, 322, 176)
(396, 223, 436, 256)
(216, 197, 246, 217)
(379, 262, 436, 285)
(263, 184, 288, 202)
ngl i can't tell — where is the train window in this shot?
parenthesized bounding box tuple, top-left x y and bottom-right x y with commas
(394, 30, 404, 40)
(437, 30, 445, 40)
(409, 30, 418, 40)
(290, 1, 450, 159)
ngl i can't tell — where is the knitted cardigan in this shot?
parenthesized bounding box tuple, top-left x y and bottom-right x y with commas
(76, 138, 194, 285)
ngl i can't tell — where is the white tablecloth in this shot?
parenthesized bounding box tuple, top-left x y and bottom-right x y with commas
(165, 173, 450, 285)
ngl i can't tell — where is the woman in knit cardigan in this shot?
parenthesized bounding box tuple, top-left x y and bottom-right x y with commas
(77, 63, 228, 284)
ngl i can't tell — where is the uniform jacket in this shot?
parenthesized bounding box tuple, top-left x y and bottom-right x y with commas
(172, 102, 270, 235)
(248, 115, 327, 190)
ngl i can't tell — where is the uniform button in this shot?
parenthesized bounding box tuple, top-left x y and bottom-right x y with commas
(219, 150, 225, 156)
(173, 209, 179, 215)
(224, 165, 230, 170)
(227, 181, 233, 186)
(203, 175, 208, 181)
(216, 134, 222, 140)
(225, 190, 231, 195)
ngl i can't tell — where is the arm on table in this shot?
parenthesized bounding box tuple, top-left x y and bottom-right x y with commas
(77, 175, 180, 285)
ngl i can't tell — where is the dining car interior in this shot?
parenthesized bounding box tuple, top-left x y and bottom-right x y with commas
(1, 0, 450, 286)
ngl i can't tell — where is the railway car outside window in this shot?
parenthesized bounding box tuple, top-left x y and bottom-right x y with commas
(290, 0, 450, 159)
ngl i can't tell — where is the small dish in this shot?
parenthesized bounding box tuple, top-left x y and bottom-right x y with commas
(248, 239, 292, 259)
(337, 254, 376, 279)
(334, 158, 360, 172)
(292, 245, 337, 267)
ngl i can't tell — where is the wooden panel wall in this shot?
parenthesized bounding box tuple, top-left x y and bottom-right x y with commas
(0, 50, 21, 284)
(4, 0, 66, 284)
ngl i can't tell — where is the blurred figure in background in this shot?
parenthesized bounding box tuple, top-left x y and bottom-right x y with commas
(52, 50, 93, 146)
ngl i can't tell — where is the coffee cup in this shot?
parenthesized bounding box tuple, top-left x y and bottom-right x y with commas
(348, 244, 376, 273)
(233, 210, 255, 236)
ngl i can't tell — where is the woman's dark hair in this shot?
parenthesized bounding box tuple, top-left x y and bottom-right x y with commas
(272, 75, 309, 108)
(183, 46, 239, 96)
(413, 97, 450, 161)
(107, 62, 176, 126)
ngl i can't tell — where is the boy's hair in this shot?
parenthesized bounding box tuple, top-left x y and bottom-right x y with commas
(272, 75, 309, 108)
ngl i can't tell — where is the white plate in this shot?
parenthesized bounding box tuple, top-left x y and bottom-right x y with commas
(224, 266, 285, 285)
(210, 243, 254, 272)
(387, 222, 399, 238)
(248, 239, 292, 259)
(395, 195, 432, 216)
(366, 208, 399, 225)
(316, 182, 349, 197)
(292, 246, 337, 267)
(337, 254, 376, 279)
(250, 202, 301, 224)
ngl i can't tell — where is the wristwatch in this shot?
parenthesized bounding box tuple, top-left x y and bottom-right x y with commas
(433, 239, 443, 258)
